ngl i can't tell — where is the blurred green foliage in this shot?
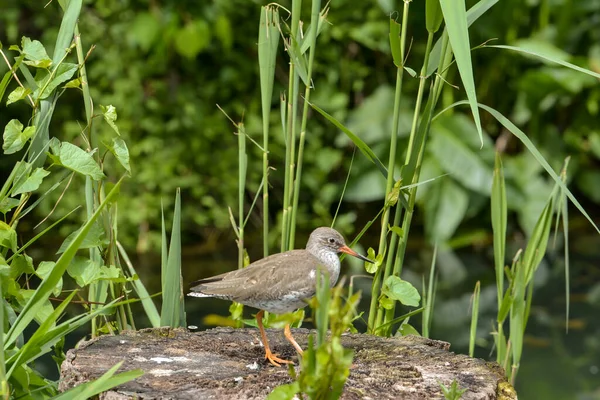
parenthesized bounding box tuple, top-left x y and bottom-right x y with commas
(0, 0, 598, 253)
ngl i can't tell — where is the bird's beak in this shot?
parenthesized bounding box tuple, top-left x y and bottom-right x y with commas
(339, 245, 374, 263)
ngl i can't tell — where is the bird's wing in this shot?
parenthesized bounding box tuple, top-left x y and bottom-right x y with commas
(188, 250, 322, 301)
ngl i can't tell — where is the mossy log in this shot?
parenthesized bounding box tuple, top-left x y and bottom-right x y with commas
(59, 327, 517, 399)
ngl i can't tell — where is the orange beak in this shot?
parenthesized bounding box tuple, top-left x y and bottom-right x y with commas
(339, 245, 373, 263)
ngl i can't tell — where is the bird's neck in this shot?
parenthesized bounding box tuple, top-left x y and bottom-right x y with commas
(310, 248, 341, 286)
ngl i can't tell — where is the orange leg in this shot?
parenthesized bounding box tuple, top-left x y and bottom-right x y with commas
(284, 324, 304, 356)
(256, 310, 293, 367)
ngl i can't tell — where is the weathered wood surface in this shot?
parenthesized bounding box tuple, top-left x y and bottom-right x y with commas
(59, 327, 517, 400)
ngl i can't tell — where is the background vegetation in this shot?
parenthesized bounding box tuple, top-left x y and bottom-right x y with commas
(1, 0, 599, 399)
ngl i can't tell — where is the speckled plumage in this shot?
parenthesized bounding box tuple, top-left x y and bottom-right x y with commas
(188, 227, 360, 313)
(187, 227, 372, 366)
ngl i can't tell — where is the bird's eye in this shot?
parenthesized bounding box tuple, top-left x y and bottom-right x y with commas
(328, 238, 336, 244)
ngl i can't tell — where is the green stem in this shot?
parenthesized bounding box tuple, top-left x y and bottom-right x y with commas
(367, 1, 410, 333)
(289, 0, 321, 249)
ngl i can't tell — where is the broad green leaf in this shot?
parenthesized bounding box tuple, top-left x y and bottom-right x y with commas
(67, 258, 101, 287)
(12, 168, 49, 196)
(106, 137, 131, 173)
(365, 248, 382, 274)
(6, 87, 31, 106)
(0, 221, 17, 252)
(53, 141, 105, 180)
(63, 78, 81, 88)
(57, 221, 106, 254)
(36, 261, 63, 297)
(33, 62, 78, 99)
(21, 38, 52, 68)
(382, 276, 421, 307)
(9, 254, 34, 278)
(100, 105, 120, 136)
(310, 101, 388, 179)
(429, 121, 493, 194)
(266, 382, 300, 400)
(17, 290, 55, 328)
(0, 198, 20, 214)
(439, 0, 483, 146)
(398, 323, 421, 336)
(3, 120, 35, 154)
(424, 178, 469, 243)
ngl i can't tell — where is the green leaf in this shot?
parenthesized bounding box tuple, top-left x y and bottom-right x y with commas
(488, 44, 600, 80)
(174, 20, 211, 59)
(21, 37, 52, 68)
(365, 248, 382, 274)
(426, 0, 443, 33)
(424, 178, 469, 243)
(105, 137, 131, 173)
(57, 221, 106, 254)
(381, 276, 421, 307)
(36, 261, 63, 297)
(6, 87, 31, 106)
(3, 120, 36, 155)
(398, 323, 421, 336)
(63, 78, 81, 88)
(0, 197, 20, 214)
(17, 290, 55, 327)
(266, 382, 300, 400)
(389, 19, 402, 68)
(100, 105, 120, 136)
(310, 101, 388, 179)
(67, 257, 101, 287)
(33, 63, 78, 99)
(427, 0, 499, 76)
(9, 254, 34, 278)
(52, 141, 105, 180)
(11, 168, 50, 196)
(161, 188, 186, 327)
(0, 221, 17, 252)
(5, 177, 123, 348)
(439, 0, 483, 146)
(492, 153, 507, 312)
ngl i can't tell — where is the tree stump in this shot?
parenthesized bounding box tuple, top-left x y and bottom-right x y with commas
(59, 327, 517, 399)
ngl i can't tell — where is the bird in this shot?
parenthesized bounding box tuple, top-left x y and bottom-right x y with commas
(187, 227, 372, 366)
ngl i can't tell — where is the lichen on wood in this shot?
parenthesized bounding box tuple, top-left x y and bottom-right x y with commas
(59, 327, 517, 400)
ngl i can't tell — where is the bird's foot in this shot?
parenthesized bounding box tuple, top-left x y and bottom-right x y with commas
(264, 350, 293, 367)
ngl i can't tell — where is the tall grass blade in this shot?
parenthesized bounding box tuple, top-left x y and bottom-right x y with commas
(491, 152, 507, 312)
(0, 284, 6, 399)
(487, 44, 600, 79)
(439, 0, 483, 146)
(422, 244, 438, 338)
(309, 101, 388, 179)
(116, 241, 160, 328)
(427, 0, 499, 76)
(160, 188, 186, 327)
(258, 6, 279, 257)
(437, 101, 600, 234)
(53, 361, 143, 400)
(4, 177, 124, 348)
(469, 281, 481, 357)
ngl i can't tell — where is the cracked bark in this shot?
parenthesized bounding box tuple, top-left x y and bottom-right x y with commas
(59, 327, 517, 400)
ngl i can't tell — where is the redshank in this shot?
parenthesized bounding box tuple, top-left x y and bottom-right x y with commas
(188, 227, 372, 366)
